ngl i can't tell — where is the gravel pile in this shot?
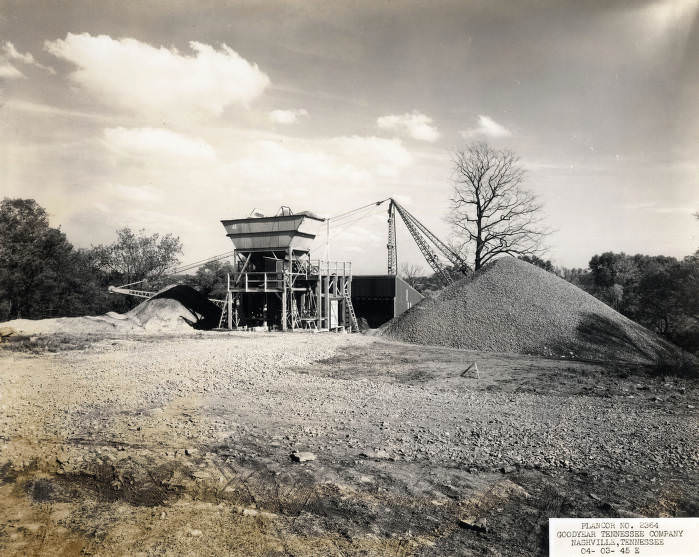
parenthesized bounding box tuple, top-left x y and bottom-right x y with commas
(381, 257, 680, 362)
(1, 284, 220, 335)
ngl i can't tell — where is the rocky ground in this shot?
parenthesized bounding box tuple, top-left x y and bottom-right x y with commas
(0, 332, 697, 556)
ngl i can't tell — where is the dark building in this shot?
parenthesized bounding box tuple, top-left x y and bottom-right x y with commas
(351, 275, 424, 328)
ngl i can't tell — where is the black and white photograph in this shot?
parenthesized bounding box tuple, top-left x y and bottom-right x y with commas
(0, 1, 697, 555)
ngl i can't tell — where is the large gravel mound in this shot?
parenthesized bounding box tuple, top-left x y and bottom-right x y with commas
(1, 284, 221, 336)
(380, 258, 680, 362)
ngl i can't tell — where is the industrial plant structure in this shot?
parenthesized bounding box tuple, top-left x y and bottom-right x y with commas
(108, 198, 470, 332)
(220, 207, 356, 332)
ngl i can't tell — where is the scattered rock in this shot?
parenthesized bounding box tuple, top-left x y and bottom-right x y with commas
(617, 508, 645, 518)
(359, 449, 391, 460)
(459, 516, 488, 533)
(290, 451, 316, 463)
(0, 326, 17, 338)
(237, 507, 277, 519)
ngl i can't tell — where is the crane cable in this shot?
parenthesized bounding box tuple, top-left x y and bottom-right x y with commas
(117, 250, 236, 288)
(308, 199, 389, 251)
(327, 198, 389, 221)
(118, 199, 394, 289)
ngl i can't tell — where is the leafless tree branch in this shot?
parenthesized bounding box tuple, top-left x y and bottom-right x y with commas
(448, 142, 550, 270)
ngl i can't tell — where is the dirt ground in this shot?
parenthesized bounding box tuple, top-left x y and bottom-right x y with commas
(0, 332, 697, 556)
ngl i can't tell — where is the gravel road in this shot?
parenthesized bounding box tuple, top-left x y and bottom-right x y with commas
(1, 332, 697, 556)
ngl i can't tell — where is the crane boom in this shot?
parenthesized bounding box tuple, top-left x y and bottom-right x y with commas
(387, 201, 398, 275)
(392, 201, 454, 286)
(388, 198, 470, 287)
(393, 202, 468, 271)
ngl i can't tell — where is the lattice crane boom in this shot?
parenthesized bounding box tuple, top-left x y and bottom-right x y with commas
(394, 202, 468, 272)
(387, 200, 398, 275)
(392, 202, 453, 285)
(388, 198, 470, 287)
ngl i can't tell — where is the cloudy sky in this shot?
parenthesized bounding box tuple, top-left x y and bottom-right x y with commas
(1, 0, 697, 273)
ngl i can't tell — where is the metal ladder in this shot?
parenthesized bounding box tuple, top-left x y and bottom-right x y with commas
(216, 293, 230, 329)
(289, 296, 301, 329)
(342, 282, 360, 332)
(217, 291, 239, 329)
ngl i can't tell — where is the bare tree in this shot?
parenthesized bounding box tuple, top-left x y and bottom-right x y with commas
(449, 142, 548, 270)
(400, 262, 424, 289)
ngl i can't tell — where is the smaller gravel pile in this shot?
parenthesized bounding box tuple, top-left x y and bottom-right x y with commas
(381, 258, 680, 362)
(127, 284, 222, 331)
(0, 285, 221, 336)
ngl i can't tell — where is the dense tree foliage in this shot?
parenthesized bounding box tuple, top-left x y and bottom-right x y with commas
(0, 199, 184, 320)
(183, 260, 236, 300)
(518, 255, 554, 272)
(0, 198, 107, 320)
(91, 227, 182, 285)
(579, 251, 698, 353)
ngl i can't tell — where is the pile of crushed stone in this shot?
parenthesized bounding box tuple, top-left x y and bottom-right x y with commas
(1, 285, 222, 336)
(380, 258, 681, 363)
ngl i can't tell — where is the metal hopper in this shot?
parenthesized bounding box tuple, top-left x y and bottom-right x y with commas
(221, 209, 324, 253)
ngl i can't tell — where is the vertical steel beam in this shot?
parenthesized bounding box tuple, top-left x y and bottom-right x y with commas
(288, 247, 294, 331)
(227, 273, 233, 330)
(316, 269, 323, 330)
(324, 275, 330, 331)
(281, 284, 287, 331)
(340, 275, 348, 330)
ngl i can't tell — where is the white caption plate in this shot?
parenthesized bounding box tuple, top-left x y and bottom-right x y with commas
(549, 518, 698, 556)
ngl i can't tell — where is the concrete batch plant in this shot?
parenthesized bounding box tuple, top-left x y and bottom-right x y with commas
(108, 200, 463, 332)
(220, 207, 356, 332)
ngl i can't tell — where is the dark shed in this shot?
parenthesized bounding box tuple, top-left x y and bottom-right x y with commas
(351, 275, 424, 328)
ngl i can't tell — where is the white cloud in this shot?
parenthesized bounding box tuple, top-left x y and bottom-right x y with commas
(2, 41, 55, 74)
(330, 136, 412, 177)
(376, 110, 440, 142)
(4, 99, 113, 121)
(104, 127, 216, 160)
(229, 135, 412, 191)
(3, 42, 35, 65)
(460, 115, 512, 138)
(44, 33, 270, 118)
(0, 63, 23, 79)
(269, 108, 308, 124)
(5, 127, 417, 271)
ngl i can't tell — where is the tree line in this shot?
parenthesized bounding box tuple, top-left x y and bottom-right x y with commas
(0, 198, 182, 321)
